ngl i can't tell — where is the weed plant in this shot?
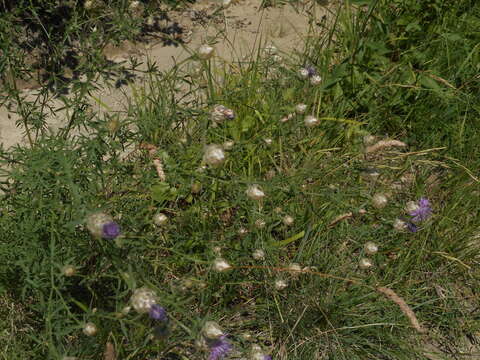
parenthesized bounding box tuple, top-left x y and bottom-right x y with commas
(0, 0, 479, 359)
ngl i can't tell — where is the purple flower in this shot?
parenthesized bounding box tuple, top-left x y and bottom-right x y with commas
(409, 197, 432, 223)
(102, 221, 121, 239)
(149, 304, 168, 322)
(208, 335, 232, 360)
(264, 356, 272, 360)
(406, 222, 418, 233)
(305, 65, 317, 77)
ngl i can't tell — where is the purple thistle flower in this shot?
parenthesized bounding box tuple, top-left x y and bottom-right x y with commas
(406, 222, 418, 233)
(149, 304, 168, 322)
(264, 356, 272, 360)
(102, 221, 121, 239)
(409, 197, 432, 223)
(305, 65, 317, 77)
(208, 335, 232, 360)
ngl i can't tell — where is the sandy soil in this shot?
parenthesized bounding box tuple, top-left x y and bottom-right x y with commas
(0, 0, 331, 149)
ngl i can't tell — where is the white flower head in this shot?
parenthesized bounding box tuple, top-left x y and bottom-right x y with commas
(252, 249, 265, 261)
(130, 287, 158, 314)
(213, 258, 232, 272)
(295, 103, 307, 114)
(304, 115, 320, 127)
(153, 212, 169, 226)
(393, 218, 407, 231)
(202, 321, 224, 340)
(364, 242, 378, 255)
(372, 193, 388, 209)
(298, 68, 309, 79)
(83, 322, 97, 336)
(359, 257, 373, 270)
(310, 75, 322, 85)
(405, 201, 419, 213)
(246, 184, 265, 201)
(263, 138, 273, 146)
(283, 215, 294, 226)
(203, 144, 226, 167)
(274, 279, 288, 290)
(198, 44, 215, 60)
(238, 227, 249, 236)
(255, 219, 266, 229)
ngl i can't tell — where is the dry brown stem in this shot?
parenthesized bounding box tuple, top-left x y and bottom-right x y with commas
(366, 140, 407, 154)
(377, 286, 426, 334)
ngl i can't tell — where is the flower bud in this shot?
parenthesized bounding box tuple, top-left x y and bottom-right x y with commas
(204, 144, 226, 167)
(295, 103, 307, 114)
(359, 257, 373, 270)
(405, 201, 419, 213)
(86, 212, 120, 239)
(153, 212, 169, 226)
(246, 184, 265, 201)
(213, 258, 232, 272)
(130, 287, 158, 314)
(62, 265, 76, 277)
(238, 227, 249, 237)
(372, 193, 388, 209)
(252, 249, 265, 261)
(304, 115, 319, 127)
(202, 321, 224, 340)
(263, 138, 273, 146)
(198, 44, 215, 60)
(83, 322, 97, 336)
(364, 242, 378, 255)
(298, 68, 309, 79)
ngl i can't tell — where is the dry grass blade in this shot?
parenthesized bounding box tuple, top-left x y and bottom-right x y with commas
(365, 140, 407, 154)
(377, 287, 426, 334)
(104, 341, 116, 360)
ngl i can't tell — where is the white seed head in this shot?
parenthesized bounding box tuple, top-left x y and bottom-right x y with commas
(213, 258, 232, 272)
(263, 138, 273, 146)
(130, 287, 158, 314)
(251, 344, 268, 360)
(298, 68, 309, 79)
(84, 0, 94, 10)
(405, 201, 419, 213)
(363, 134, 376, 146)
(364, 242, 379, 255)
(372, 193, 388, 209)
(121, 306, 131, 315)
(283, 215, 294, 226)
(393, 218, 407, 231)
(295, 103, 307, 114)
(274, 279, 288, 290)
(211, 105, 227, 124)
(246, 184, 265, 201)
(223, 140, 235, 150)
(86, 212, 113, 238)
(202, 321, 224, 340)
(252, 249, 265, 261)
(238, 227, 249, 236)
(264, 44, 278, 55)
(265, 169, 276, 180)
(255, 219, 266, 229)
(203, 144, 226, 167)
(359, 257, 373, 270)
(153, 212, 169, 226)
(62, 265, 76, 277)
(310, 75, 322, 85)
(221, 0, 232, 8)
(83, 322, 97, 336)
(304, 115, 320, 127)
(198, 44, 215, 60)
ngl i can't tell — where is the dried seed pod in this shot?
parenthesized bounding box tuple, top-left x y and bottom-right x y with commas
(274, 279, 288, 290)
(203, 144, 226, 167)
(153, 213, 169, 226)
(304, 115, 320, 127)
(223, 140, 235, 150)
(198, 44, 215, 60)
(62, 265, 76, 277)
(283, 215, 294, 226)
(202, 321, 224, 340)
(310, 75, 322, 85)
(393, 218, 407, 231)
(83, 322, 98, 336)
(213, 258, 232, 272)
(295, 103, 307, 114)
(359, 257, 373, 270)
(246, 184, 265, 201)
(364, 242, 379, 255)
(252, 249, 265, 261)
(130, 287, 158, 314)
(372, 193, 388, 209)
(298, 68, 309, 79)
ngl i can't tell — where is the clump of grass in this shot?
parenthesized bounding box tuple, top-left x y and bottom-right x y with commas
(0, 0, 479, 359)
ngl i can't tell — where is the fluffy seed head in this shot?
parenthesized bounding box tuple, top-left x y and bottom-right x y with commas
(130, 287, 158, 314)
(310, 75, 322, 85)
(274, 279, 288, 290)
(405, 201, 419, 213)
(153, 213, 169, 226)
(223, 140, 235, 150)
(246, 184, 265, 201)
(363, 134, 376, 145)
(86, 212, 114, 238)
(298, 68, 309, 79)
(359, 257, 373, 270)
(238, 227, 249, 237)
(283, 215, 294, 226)
(393, 218, 407, 231)
(213, 258, 232, 272)
(252, 249, 265, 261)
(372, 193, 388, 209)
(198, 44, 215, 60)
(83, 322, 97, 336)
(202, 321, 224, 340)
(364, 242, 379, 255)
(263, 138, 273, 146)
(304, 115, 320, 127)
(204, 145, 226, 167)
(295, 103, 307, 114)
